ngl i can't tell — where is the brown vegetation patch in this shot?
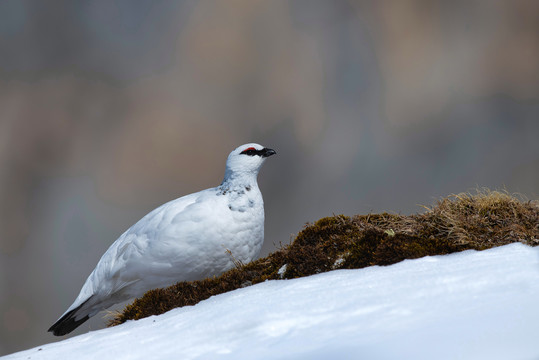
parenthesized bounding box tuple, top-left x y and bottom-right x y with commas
(109, 189, 538, 326)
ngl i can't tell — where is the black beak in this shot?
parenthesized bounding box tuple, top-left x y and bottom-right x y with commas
(262, 148, 276, 158)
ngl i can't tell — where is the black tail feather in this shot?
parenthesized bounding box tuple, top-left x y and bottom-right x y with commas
(48, 297, 92, 336)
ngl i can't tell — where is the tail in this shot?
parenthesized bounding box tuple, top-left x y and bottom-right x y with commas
(48, 296, 93, 336)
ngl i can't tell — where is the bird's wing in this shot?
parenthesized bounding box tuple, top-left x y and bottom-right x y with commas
(108, 188, 230, 285)
(64, 189, 207, 313)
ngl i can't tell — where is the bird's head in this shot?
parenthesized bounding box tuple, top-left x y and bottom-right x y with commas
(224, 143, 276, 180)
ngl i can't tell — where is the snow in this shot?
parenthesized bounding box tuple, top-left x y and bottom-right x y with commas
(4, 243, 539, 360)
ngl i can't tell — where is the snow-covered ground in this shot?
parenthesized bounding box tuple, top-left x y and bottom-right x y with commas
(4, 243, 539, 360)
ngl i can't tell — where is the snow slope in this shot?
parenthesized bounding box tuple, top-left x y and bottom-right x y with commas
(4, 243, 539, 360)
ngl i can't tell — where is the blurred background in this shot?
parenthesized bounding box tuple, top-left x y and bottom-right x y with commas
(1, 0, 538, 355)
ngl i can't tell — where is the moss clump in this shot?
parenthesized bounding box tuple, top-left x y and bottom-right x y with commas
(109, 189, 538, 326)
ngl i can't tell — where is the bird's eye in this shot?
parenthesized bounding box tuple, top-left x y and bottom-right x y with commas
(240, 147, 257, 155)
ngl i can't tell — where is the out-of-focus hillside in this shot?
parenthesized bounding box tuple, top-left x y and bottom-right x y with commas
(0, 0, 538, 355)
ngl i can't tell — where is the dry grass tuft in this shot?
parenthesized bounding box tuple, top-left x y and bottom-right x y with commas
(419, 189, 538, 247)
(109, 189, 538, 326)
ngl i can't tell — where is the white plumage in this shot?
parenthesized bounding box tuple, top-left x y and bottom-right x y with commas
(49, 143, 276, 336)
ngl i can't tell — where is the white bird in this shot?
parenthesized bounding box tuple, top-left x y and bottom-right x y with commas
(49, 143, 276, 336)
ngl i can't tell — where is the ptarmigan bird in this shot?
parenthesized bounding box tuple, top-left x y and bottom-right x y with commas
(48, 143, 276, 336)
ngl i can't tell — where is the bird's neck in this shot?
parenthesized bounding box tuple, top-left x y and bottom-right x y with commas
(220, 171, 259, 191)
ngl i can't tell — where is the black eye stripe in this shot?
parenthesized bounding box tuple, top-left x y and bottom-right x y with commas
(240, 148, 265, 156)
(239, 147, 276, 158)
